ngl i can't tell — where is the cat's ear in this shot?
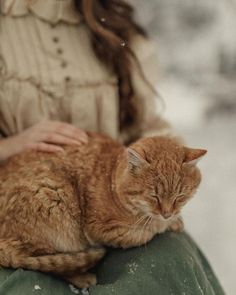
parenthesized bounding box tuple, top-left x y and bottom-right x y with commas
(183, 147, 207, 165)
(126, 148, 149, 173)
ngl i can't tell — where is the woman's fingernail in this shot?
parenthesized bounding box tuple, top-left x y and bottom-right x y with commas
(81, 139, 88, 144)
(83, 135, 89, 141)
(58, 148, 65, 153)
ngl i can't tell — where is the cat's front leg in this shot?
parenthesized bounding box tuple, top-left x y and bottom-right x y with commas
(95, 225, 155, 249)
(169, 216, 184, 233)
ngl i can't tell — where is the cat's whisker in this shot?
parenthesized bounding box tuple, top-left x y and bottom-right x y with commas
(137, 215, 148, 247)
(138, 215, 152, 247)
(142, 215, 152, 249)
(130, 214, 149, 231)
(146, 216, 153, 234)
(144, 216, 153, 250)
(120, 215, 148, 233)
(133, 216, 145, 226)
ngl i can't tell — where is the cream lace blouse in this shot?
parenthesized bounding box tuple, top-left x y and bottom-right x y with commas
(0, 0, 170, 144)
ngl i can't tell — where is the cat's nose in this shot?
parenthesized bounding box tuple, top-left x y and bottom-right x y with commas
(162, 211, 172, 219)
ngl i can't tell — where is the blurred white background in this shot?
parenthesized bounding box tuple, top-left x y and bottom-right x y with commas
(132, 0, 236, 294)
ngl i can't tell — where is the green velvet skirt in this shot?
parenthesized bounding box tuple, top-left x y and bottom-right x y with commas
(0, 232, 225, 295)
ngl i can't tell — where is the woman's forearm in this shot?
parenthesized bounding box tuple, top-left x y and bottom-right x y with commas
(0, 137, 19, 162)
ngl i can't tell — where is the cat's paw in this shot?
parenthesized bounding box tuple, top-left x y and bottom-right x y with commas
(169, 217, 184, 233)
(65, 272, 97, 289)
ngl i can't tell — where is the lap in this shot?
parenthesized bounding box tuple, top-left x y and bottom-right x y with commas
(0, 232, 225, 295)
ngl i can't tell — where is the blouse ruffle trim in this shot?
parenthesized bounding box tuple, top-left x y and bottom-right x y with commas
(1, 0, 82, 25)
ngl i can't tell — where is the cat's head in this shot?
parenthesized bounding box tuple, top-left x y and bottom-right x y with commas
(115, 136, 207, 220)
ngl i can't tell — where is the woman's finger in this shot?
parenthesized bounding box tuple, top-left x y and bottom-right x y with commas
(43, 133, 83, 146)
(53, 122, 88, 143)
(32, 120, 88, 144)
(26, 142, 64, 153)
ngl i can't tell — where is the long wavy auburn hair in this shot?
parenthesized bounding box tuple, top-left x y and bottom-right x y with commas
(75, 0, 150, 134)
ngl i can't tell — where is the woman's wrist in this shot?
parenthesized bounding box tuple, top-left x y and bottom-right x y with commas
(0, 136, 21, 162)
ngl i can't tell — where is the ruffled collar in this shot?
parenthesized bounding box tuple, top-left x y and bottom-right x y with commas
(1, 0, 82, 25)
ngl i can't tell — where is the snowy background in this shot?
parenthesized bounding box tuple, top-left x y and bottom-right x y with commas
(131, 1, 236, 294)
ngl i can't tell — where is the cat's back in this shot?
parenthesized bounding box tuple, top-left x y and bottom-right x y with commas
(0, 132, 122, 196)
(0, 132, 122, 242)
(0, 148, 66, 189)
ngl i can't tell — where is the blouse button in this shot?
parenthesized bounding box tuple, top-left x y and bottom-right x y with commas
(57, 48, 63, 55)
(61, 61, 67, 68)
(65, 76, 71, 82)
(53, 37, 59, 43)
(0, 60, 6, 76)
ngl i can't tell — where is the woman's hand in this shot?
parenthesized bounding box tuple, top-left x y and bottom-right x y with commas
(0, 120, 88, 161)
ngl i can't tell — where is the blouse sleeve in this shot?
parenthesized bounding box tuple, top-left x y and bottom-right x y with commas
(131, 35, 174, 138)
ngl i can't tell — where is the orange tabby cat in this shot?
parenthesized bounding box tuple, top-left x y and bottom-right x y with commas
(0, 133, 206, 288)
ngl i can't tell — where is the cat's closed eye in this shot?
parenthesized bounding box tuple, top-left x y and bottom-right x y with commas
(174, 194, 187, 204)
(150, 192, 161, 204)
(150, 192, 158, 198)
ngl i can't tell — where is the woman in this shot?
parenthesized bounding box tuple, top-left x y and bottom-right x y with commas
(0, 1, 224, 294)
(0, 0, 168, 160)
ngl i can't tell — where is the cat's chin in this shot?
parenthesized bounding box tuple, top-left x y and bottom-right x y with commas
(153, 213, 177, 223)
(146, 213, 177, 235)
